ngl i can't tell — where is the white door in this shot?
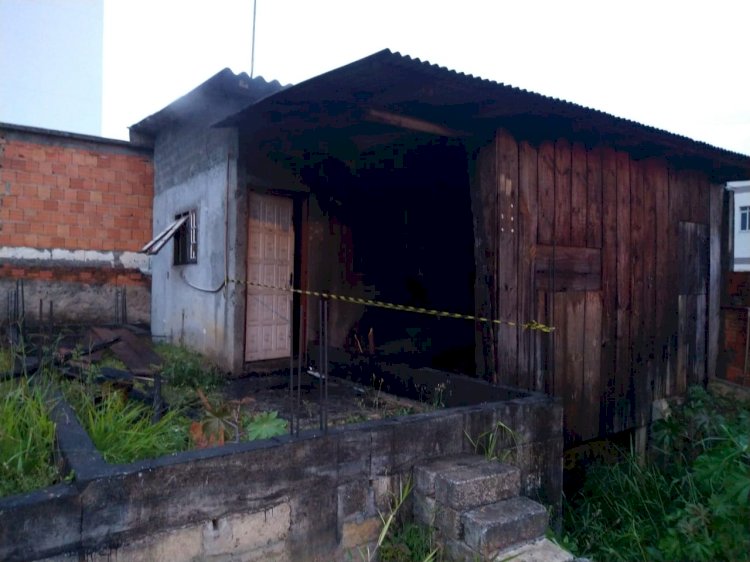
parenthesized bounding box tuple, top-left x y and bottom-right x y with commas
(244, 193, 294, 362)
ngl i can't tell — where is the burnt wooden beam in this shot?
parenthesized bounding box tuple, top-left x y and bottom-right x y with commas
(365, 108, 469, 137)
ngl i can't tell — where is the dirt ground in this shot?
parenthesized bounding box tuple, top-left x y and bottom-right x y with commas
(224, 372, 430, 431)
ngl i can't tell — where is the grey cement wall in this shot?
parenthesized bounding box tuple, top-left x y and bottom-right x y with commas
(0, 393, 562, 562)
(150, 148, 242, 371)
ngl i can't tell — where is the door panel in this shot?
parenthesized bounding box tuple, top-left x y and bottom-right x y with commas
(245, 193, 294, 362)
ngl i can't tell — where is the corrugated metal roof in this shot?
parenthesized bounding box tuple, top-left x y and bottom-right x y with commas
(129, 68, 287, 139)
(220, 49, 750, 179)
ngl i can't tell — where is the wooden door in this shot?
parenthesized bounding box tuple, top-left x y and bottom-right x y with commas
(245, 193, 294, 362)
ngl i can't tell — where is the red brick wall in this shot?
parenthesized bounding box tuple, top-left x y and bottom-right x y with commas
(722, 271, 750, 387)
(0, 135, 153, 252)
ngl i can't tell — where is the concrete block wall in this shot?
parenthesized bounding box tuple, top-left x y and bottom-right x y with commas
(0, 391, 562, 562)
(0, 123, 153, 325)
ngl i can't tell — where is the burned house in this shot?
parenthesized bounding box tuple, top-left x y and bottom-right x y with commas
(132, 50, 750, 444)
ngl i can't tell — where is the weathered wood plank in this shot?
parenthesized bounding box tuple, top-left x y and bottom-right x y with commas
(562, 292, 586, 444)
(495, 130, 519, 386)
(677, 294, 688, 395)
(653, 158, 670, 400)
(536, 290, 552, 393)
(471, 142, 498, 380)
(552, 291, 568, 413)
(600, 146, 618, 434)
(534, 245, 601, 292)
(630, 159, 647, 427)
(695, 292, 707, 385)
(679, 222, 709, 295)
(555, 139, 572, 245)
(614, 150, 632, 432)
(582, 291, 602, 440)
(666, 167, 682, 396)
(571, 142, 587, 247)
(538, 141, 555, 246)
(640, 159, 659, 426)
(692, 171, 709, 225)
(518, 140, 538, 389)
(708, 184, 724, 380)
(586, 146, 603, 249)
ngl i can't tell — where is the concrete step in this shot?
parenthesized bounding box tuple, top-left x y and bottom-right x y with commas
(433, 459, 520, 511)
(494, 538, 575, 562)
(414, 454, 487, 498)
(461, 496, 548, 558)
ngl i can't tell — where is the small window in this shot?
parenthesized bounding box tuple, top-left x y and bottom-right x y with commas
(173, 210, 197, 265)
(741, 206, 750, 232)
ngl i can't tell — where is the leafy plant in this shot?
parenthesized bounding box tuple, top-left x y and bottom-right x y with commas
(189, 389, 238, 448)
(243, 411, 287, 441)
(0, 378, 60, 497)
(189, 390, 287, 448)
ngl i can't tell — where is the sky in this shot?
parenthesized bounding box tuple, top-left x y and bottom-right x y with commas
(2, 0, 749, 156)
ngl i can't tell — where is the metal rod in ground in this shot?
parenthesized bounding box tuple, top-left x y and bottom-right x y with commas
(122, 287, 127, 324)
(288, 297, 294, 435)
(20, 278, 25, 322)
(296, 299, 304, 437)
(152, 372, 163, 423)
(318, 297, 323, 431)
(323, 298, 329, 433)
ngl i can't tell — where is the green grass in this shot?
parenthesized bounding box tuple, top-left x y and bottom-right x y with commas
(558, 385, 750, 561)
(0, 378, 60, 497)
(64, 383, 190, 464)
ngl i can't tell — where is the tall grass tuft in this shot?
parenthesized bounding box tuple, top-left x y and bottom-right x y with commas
(560, 385, 750, 561)
(0, 378, 59, 497)
(66, 384, 190, 464)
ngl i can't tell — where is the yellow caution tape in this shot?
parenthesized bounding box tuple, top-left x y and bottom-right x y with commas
(228, 279, 554, 332)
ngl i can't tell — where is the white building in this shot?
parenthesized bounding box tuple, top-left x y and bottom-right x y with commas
(728, 180, 750, 271)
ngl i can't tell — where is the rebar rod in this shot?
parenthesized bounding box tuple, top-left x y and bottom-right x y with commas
(289, 297, 294, 436)
(323, 298, 329, 433)
(318, 299, 324, 431)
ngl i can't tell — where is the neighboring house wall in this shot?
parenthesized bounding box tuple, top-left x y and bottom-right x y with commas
(0, 123, 153, 326)
(728, 181, 750, 271)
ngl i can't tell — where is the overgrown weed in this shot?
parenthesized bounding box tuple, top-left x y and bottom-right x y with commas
(64, 382, 190, 464)
(0, 377, 60, 497)
(558, 385, 750, 561)
(357, 476, 441, 562)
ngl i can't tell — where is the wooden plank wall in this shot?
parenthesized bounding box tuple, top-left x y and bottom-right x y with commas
(473, 129, 721, 443)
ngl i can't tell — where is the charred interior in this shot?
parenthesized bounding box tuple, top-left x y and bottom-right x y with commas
(297, 138, 476, 374)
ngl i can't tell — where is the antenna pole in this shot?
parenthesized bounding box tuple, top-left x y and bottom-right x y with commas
(250, 0, 257, 78)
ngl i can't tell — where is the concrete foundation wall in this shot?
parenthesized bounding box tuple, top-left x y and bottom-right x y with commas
(0, 393, 562, 562)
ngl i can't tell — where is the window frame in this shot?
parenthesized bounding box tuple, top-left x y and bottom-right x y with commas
(173, 209, 198, 265)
